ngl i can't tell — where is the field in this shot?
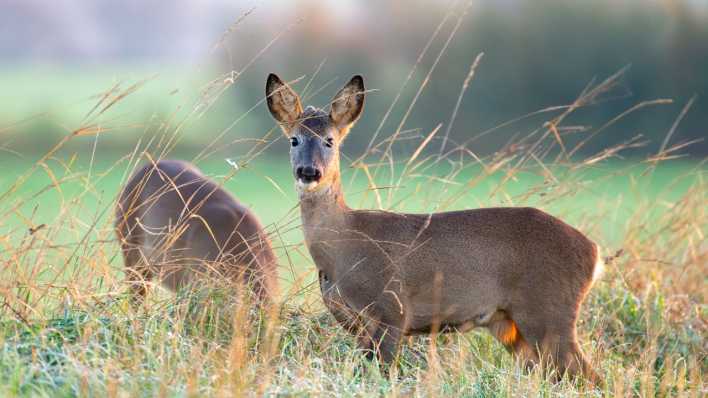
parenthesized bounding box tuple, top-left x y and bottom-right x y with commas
(0, 135, 705, 396)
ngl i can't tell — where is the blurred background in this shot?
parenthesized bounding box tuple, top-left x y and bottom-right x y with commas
(1, 0, 706, 160)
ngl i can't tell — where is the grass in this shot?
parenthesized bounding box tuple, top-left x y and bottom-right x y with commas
(0, 16, 706, 395)
(0, 147, 705, 396)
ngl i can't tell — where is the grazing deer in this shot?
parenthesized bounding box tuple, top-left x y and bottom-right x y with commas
(266, 73, 604, 382)
(115, 159, 278, 303)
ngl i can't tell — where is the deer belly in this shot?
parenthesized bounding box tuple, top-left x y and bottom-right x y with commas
(404, 305, 478, 335)
(403, 290, 504, 336)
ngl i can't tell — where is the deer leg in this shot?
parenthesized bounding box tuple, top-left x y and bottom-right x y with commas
(351, 295, 405, 365)
(510, 308, 600, 384)
(126, 265, 152, 302)
(370, 320, 403, 364)
(488, 315, 538, 369)
(543, 326, 602, 385)
(504, 310, 549, 373)
(121, 243, 152, 302)
(116, 209, 153, 303)
(350, 311, 387, 361)
(367, 295, 406, 365)
(570, 342, 602, 386)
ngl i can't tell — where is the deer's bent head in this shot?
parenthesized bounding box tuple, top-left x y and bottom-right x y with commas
(266, 74, 365, 195)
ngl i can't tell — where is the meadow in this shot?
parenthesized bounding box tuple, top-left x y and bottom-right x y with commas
(0, 135, 705, 396)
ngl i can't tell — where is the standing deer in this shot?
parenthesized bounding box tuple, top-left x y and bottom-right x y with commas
(266, 73, 604, 382)
(115, 159, 278, 303)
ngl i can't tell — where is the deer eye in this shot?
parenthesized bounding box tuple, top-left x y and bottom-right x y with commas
(290, 137, 299, 147)
(324, 137, 334, 148)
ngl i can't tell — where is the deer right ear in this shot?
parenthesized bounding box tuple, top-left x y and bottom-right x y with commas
(266, 73, 303, 134)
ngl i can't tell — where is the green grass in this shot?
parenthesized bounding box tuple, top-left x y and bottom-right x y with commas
(0, 147, 705, 396)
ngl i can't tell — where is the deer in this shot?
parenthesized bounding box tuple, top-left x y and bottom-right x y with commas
(115, 159, 278, 304)
(265, 73, 604, 383)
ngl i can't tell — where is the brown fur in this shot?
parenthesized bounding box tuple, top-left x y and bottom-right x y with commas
(267, 74, 602, 383)
(115, 159, 278, 303)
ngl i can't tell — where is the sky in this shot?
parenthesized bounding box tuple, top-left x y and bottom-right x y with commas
(2, 0, 705, 66)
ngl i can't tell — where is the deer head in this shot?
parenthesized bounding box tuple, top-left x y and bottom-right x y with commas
(265, 74, 365, 195)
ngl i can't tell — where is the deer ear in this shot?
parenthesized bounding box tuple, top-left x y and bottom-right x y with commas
(266, 73, 303, 134)
(329, 75, 365, 136)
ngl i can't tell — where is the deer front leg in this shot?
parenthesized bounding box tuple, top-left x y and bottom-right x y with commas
(329, 270, 406, 364)
(370, 321, 402, 364)
(356, 293, 405, 365)
(353, 312, 403, 366)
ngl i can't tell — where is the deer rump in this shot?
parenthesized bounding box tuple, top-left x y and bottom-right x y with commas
(115, 160, 277, 301)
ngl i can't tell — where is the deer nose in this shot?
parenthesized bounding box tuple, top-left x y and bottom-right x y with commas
(296, 166, 322, 183)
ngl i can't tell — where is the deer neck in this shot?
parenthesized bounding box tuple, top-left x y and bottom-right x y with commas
(299, 170, 348, 239)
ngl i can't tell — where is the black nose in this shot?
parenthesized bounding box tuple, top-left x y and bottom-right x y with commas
(296, 166, 322, 182)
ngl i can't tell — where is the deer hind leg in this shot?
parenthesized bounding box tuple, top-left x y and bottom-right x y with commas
(234, 249, 275, 305)
(120, 239, 153, 302)
(488, 314, 538, 369)
(116, 217, 153, 302)
(545, 330, 601, 385)
(509, 310, 600, 384)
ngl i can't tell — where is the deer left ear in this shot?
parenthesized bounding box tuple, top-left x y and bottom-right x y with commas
(329, 75, 365, 136)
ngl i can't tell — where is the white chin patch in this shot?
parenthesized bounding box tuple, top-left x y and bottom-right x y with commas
(296, 180, 319, 192)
